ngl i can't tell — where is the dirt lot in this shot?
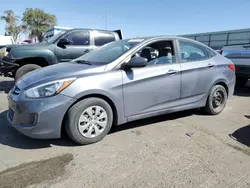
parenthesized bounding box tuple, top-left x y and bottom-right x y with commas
(0, 77, 250, 188)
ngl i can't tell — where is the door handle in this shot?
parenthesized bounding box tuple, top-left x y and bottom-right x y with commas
(167, 69, 178, 75)
(207, 63, 215, 68)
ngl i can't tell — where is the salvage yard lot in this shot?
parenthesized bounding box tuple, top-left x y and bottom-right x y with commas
(0, 76, 250, 188)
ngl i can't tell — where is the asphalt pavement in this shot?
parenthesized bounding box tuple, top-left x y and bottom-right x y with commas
(0, 77, 250, 188)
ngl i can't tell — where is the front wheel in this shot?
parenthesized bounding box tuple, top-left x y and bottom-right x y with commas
(65, 98, 113, 145)
(205, 85, 227, 115)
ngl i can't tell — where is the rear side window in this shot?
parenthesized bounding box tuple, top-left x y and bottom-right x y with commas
(63, 31, 90, 45)
(94, 32, 116, 46)
(207, 47, 217, 57)
(179, 40, 210, 62)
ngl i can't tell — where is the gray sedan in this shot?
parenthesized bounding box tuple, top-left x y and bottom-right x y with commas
(7, 36, 236, 145)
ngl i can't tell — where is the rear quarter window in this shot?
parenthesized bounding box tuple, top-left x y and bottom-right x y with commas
(179, 40, 210, 62)
(207, 47, 217, 57)
(94, 32, 116, 46)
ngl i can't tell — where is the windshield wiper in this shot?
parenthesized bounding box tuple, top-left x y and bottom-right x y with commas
(73, 60, 92, 65)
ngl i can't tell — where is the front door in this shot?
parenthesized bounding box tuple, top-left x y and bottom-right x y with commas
(177, 39, 216, 105)
(55, 30, 93, 62)
(122, 61, 181, 118)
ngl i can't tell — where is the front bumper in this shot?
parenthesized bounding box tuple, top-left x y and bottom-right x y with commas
(0, 57, 19, 76)
(7, 90, 76, 139)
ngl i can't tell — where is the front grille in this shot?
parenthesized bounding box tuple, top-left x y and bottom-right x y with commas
(11, 86, 20, 95)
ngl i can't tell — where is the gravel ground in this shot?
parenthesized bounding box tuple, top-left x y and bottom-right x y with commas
(0, 77, 250, 188)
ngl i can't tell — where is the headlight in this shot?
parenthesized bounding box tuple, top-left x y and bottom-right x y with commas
(25, 78, 76, 98)
(0, 47, 8, 57)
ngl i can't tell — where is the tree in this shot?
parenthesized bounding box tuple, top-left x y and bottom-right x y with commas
(0, 10, 25, 42)
(22, 8, 57, 42)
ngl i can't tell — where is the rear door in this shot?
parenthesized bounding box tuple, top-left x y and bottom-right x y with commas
(177, 39, 217, 105)
(55, 30, 94, 62)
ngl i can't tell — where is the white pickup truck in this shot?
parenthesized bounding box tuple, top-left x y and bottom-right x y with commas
(0, 35, 15, 46)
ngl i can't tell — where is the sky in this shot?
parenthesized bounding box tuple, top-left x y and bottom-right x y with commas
(0, 0, 250, 40)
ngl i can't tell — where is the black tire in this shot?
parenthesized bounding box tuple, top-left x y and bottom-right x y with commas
(65, 98, 113, 145)
(205, 85, 227, 115)
(15, 64, 42, 81)
(236, 77, 248, 87)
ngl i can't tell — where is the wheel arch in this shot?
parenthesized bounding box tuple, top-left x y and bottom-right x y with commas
(61, 93, 119, 137)
(16, 57, 49, 67)
(213, 79, 229, 97)
(204, 79, 229, 105)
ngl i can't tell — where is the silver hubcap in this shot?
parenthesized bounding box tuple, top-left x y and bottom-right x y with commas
(212, 90, 224, 109)
(78, 106, 108, 138)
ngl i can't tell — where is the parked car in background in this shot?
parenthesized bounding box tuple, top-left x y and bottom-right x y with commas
(220, 44, 250, 87)
(23, 39, 35, 44)
(7, 36, 235, 145)
(0, 28, 123, 80)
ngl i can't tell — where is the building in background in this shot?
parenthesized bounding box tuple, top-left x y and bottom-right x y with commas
(181, 28, 250, 50)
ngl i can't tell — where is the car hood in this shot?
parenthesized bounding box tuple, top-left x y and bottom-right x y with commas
(17, 62, 106, 89)
(10, 43, 50, 50)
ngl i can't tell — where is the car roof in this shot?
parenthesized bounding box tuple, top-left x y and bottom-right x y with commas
(126, 35, 199, 41)
(66, 28, 119, 33)
(124, 36, 215, 52)
(124, 36, 207, 46)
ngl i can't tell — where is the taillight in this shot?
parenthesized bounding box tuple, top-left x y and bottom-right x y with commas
(228, 64, 235, 71)
(219, 50, 223, 55)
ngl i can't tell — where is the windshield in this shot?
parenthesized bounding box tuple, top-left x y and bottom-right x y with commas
(41, 31, 66, 44)
(73, 39, 144, 65)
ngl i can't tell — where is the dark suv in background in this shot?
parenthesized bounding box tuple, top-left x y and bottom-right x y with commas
(0, 28, 123, 80)
(220, 44, 250, 87)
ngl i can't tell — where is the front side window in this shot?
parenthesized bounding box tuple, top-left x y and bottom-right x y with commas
(179, 40, 209, 62)
(94, 32, 116, 46)
(41, 30, 66, 44)
(63, 31, 90, 45)
(132, 40, 176, 66)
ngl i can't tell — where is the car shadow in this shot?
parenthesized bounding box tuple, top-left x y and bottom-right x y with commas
(109, 110, 194, 134)
(0, 109, 195, 150)
(0, 79, 14, 93)
(229, 115, 250, 147)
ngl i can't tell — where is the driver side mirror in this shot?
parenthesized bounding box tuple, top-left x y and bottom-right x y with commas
(58, 38, 72, 46)
(124, 56, 148, 69)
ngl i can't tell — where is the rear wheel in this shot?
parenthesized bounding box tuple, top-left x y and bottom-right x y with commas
(65, 98, 113, 145)
(205, 85, 227, 115)
(15, 64, 42, 81)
